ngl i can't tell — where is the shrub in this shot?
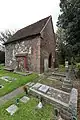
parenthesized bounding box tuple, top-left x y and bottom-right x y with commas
(0, 51, 5, 63)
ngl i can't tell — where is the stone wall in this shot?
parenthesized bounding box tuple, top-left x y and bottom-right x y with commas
(40, 17, 56, 73)
(5, 36, 41, 73)
(5, 17, 56, 73)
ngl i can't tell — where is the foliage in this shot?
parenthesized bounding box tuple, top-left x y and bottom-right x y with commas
(0, 30, 15, 43)
(56, 27, 73, 64)
(0, 69, 38, 97)
(0, 96, 53, 120)
(76, 63, 80, 77)
(59, 65, 65, 72)
(57, 0, 80, 63)
(56, 28, 66, 64)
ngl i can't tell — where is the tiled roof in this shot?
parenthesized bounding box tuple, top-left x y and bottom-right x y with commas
(4, 16, 51, 45)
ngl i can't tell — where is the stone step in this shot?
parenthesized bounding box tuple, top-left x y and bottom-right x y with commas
(48, 76, 64, 81)
(4, 67, 14, 72)
(52, 72, 66, 77)
(64, 78, 71, 83)
(14, 71, 32, 76)
(63, 82, 72, 87)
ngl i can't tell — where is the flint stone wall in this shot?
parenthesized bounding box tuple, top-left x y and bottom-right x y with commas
(5, 17, 56, 73)
(5, 36, 40, 73)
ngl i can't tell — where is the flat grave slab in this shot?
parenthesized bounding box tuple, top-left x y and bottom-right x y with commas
(26, 82, 35, 87)
(20, 96, 30, 103)
(1, 76, 17, 82)
(14, 71, 33, 76)
(6, 104, 18, 115)
(32, 83, 42, 89)
(38, 85, 49, 93)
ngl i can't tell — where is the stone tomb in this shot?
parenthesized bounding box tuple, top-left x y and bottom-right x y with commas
(6, 104, 18, 115)
(1, 76, 17, 82)
(20, 96, 30, 103)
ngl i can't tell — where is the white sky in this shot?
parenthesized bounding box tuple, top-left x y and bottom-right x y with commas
(0, 0, 60, 33)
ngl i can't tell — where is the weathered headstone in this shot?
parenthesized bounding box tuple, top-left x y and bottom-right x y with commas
(38, 85, 49, 93)
(20, 96, 30, 103)
(6, 104, 18, 115)
(62, 61, 73, 92)
(69, 88, 77, 119)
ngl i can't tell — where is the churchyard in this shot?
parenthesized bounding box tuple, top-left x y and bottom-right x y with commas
(0, 65, 38, 97)
(0, 94, 54, 120)
(0, 64, 79, 120)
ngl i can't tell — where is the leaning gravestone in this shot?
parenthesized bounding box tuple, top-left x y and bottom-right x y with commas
(20, 96, 30, 103)
(6, 104, 18, 115)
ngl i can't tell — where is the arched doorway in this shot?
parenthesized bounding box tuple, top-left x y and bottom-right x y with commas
(48, 53, 52, 68)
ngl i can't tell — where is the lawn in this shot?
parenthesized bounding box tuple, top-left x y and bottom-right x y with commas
(0, 95, 54, 120)
(39, 78, 62, 90)
(0, 69, 38, 97)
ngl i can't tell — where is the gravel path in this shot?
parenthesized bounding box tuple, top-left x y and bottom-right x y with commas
(0, 86, 24, 106)
(0, 75, 45, 106)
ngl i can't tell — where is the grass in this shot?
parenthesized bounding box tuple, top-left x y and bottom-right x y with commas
(58, 65, 65, 72)
(39, 78, 62, 90)
(0, 95, 54, 120)
(0, 69, 38, 97)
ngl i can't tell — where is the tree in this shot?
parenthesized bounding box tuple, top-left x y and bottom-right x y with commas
(56, 28, 66, 64)
(57, 0, 80, 62)
(0, 30, 15, 44)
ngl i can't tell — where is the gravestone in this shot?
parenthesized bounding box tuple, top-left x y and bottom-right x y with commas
(62, 61, 72, 92)
(6, 104, 18, 115)
(38, 85, 49, 93)
(20, 96, 30, 103)
(44, 58, 48, 72)
(69, 88, 77, 119)
(32, 83, 42, 89)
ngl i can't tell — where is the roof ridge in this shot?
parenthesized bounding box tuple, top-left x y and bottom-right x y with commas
(40, 16, 51, 34)
(17, 15, 51, 32)
(4, 15, 52, 45)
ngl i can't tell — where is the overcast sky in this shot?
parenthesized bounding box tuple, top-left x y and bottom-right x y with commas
(0, 0, 60, 33)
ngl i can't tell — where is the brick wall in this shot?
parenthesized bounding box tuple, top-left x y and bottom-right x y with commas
(40, 17, 56, 73)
